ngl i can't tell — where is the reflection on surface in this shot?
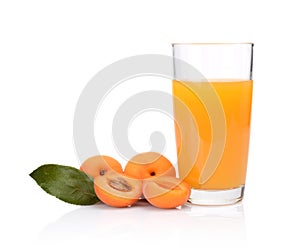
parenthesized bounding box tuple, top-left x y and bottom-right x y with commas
(180, 202, 246, 248)
(38, 200, 246, 249)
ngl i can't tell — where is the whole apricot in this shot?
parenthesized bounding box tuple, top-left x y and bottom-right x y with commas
(124, 152, 176, 179)
(94, 171, 142, 208)
(80, 155, 123, 178)
(143, 176, 191, 209)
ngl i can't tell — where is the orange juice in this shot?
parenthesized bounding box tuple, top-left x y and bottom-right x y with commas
(173, 80, 253, 189)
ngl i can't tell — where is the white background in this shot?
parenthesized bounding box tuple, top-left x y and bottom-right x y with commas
(1, 0, 300, 251)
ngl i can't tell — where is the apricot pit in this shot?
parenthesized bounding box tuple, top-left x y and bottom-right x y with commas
(94, 171, 142, 208)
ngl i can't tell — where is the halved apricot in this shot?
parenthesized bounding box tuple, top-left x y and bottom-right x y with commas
(94, 171, 142, 208)
(80, 155, 123, 178)
(143, 176, 191, 209)
(124, 152, 176, 179)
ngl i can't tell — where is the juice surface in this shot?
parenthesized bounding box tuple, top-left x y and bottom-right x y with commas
(173, 80, 253, 189)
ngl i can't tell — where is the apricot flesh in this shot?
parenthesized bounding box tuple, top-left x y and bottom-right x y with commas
(143, 176, 191, 209)
(124, 152, 176, 179)
(80, 155, 123, 178)
(94, 171, 142, 208)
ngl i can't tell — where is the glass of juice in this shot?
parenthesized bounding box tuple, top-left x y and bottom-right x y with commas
(172, 43, 253, 205)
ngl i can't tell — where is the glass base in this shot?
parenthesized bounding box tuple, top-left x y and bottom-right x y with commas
(187, 186, 245, 206)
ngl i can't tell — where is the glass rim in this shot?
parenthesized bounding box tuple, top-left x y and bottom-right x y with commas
(172, 42, 254, 46)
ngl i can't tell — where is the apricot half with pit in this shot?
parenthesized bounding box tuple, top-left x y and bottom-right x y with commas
(124, 152, 176, 179)
(143, 176, 191, 209)
(94, 171, 142, 208)
(80, 155, 123, 178)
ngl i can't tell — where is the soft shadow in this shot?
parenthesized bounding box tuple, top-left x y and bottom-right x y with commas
(38, 200, 246, 249)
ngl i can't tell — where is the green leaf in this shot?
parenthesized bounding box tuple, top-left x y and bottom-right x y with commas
(30, 164, 100, 205)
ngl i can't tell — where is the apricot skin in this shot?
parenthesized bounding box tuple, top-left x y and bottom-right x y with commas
(124, 152, 176, 179)
(143, 176, 191, 209)
(94, 171, 142, 208)
(80, 155, 123, 178)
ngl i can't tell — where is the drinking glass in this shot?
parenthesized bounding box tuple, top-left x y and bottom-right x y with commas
(172, 43, 253, 205)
